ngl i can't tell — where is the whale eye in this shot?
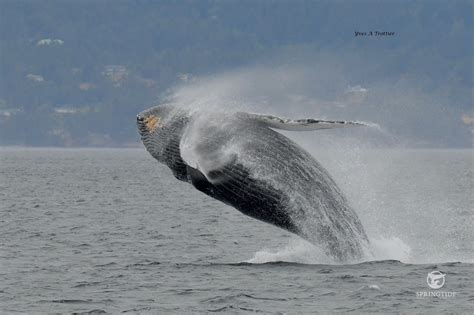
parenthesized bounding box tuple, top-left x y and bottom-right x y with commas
(144, 115, 162, 132)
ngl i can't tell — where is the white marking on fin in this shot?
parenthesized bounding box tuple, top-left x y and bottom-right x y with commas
(243, 113, 366, 131)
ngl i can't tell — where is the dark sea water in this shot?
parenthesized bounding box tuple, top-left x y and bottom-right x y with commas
(0, 148, 473, 313)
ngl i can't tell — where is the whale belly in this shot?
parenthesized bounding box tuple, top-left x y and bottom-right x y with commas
(186, 163, 299, 233)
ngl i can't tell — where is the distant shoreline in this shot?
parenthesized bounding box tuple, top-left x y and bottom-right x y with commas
(0, 146, 471, 150)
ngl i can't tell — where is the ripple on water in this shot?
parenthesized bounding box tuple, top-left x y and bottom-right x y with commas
(1, 148, 472, 313)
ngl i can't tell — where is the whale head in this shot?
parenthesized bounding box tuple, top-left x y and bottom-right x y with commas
(137, 104, 188, 162)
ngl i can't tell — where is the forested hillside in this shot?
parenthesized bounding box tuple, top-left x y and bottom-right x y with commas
(0, 0, 471, 146)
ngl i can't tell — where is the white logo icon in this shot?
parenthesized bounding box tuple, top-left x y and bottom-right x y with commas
(427, 271, 445, 289)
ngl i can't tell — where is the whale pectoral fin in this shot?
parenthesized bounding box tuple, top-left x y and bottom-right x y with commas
(185, 163, 243, 204)
(187, 161, 238, 194)
(186, 165, 216, 195)
(241, 112, 366, 131)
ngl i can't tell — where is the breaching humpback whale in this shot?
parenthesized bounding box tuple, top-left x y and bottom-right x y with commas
(137, 105, 369, 262)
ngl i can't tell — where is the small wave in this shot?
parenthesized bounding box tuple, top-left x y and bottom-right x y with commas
(208, 305, 262, 313)
(72, 310, 107, 315)
(225, 261, 316, 267)
(126, 260, 161, 268)
(174, 261, 321, 268)
(203, 293, 287, 304)
(122, 307, 153, 313)
(50, 299, 92, 304)
(356, 284, 382, 291)
(95, 262, 117, 267)
(72, 281, 102, 288)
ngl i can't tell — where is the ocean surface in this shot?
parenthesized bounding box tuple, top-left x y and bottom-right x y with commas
(0, 147, 472, 313)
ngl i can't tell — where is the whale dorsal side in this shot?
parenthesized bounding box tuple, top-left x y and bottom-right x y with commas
(241, 112, 366, 131)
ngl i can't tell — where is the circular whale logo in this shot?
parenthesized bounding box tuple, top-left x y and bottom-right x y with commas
(427, 271, 446, 289)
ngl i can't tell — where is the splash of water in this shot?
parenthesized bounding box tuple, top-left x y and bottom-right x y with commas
(246, 237, 412, 265)
(246, 238, 334, 265)
(370, 237, 412, 262)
